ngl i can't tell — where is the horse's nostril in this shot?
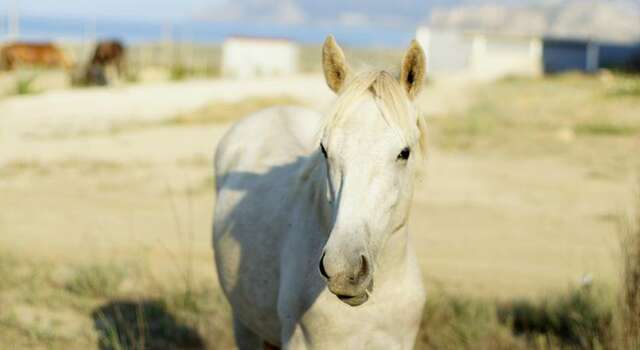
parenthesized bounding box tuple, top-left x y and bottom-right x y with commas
(348, 255, 370, 284)
(319, 252, 329, 279)
(359, 255, 369, 278)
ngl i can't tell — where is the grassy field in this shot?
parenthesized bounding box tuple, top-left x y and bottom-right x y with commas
(1, 72, 639, 349)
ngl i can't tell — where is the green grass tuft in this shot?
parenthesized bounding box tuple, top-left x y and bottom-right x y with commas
(15, 74, 38, 95)
(170, 64, 189, 81)
(607, 78, 640, 97)
(575, 122, 639, 136)
(65, 264, 127, 298)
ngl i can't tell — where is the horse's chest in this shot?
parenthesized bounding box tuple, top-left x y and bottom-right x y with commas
(296, 285, 425, 349)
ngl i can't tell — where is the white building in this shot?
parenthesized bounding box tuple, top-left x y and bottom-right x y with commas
(221, 36, 298, 79)
(417, 26, 543, 80)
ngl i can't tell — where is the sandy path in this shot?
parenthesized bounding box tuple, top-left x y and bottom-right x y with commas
(0, 75, 333, 139)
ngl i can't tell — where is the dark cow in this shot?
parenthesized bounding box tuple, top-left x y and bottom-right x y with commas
(0, 42, 72, 70)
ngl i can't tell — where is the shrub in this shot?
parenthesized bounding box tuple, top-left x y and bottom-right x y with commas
(416, 287, 615, 350)
(500, 287, 615, 348)
(417, 294, 526, 350)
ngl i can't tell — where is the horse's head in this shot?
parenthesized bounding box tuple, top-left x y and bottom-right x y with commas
(317, 36, 427, 306)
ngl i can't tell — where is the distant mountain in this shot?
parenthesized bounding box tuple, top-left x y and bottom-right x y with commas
(196, 0, 640, 42)
(429, 0, 640, 42)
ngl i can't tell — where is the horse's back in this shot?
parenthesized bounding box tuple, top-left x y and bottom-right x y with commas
(1, 42, 67, 68)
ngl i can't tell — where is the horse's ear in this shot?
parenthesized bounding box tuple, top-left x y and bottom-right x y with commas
(322, 35, 350, 93)
(400, 40, 426, 100)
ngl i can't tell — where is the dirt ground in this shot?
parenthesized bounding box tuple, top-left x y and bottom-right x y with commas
(0, 74, 635, 305)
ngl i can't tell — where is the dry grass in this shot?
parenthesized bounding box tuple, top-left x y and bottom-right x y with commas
(0, 249, 232, 350)
(415, 286, 617, 350)
(606, 76, 640, 97)
(67, 96, 305, 137)
(618, 189, 640, 349)
(417, 293, 527, 350)
(0, 248, 623, 350)
(0, 192, 633, 349)
(430, 73, 640, 152)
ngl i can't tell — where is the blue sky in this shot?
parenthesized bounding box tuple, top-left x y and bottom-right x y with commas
(3, 0, 219, 20)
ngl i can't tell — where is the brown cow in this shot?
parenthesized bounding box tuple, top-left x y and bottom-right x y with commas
(84, 40, 126, 85)
(0, 42, 72, 70)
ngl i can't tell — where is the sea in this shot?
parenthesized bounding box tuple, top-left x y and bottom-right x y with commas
(1, 16, 416, 48)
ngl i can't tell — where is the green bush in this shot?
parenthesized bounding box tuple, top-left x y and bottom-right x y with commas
(575, 122, 639, 136)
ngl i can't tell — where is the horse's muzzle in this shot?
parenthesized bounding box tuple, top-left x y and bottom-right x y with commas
(319, 253, 372, 307)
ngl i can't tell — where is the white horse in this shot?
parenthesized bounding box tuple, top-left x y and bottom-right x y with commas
(213, 35, 428, 349)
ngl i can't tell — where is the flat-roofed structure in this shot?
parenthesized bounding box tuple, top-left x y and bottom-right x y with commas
(221, 36, 298, 79)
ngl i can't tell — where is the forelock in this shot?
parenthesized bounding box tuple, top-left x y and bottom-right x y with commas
(320, 70, 419, 146)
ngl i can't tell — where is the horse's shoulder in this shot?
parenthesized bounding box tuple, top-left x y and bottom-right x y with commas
(219, 105, 319, 151)
(214, 105, 321, 188)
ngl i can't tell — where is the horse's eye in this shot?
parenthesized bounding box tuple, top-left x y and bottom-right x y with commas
(397, 147, 411, 161)
(320, 143, 327, 158)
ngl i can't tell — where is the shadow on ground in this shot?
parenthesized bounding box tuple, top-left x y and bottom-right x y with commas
(92, 300, 206, 350)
